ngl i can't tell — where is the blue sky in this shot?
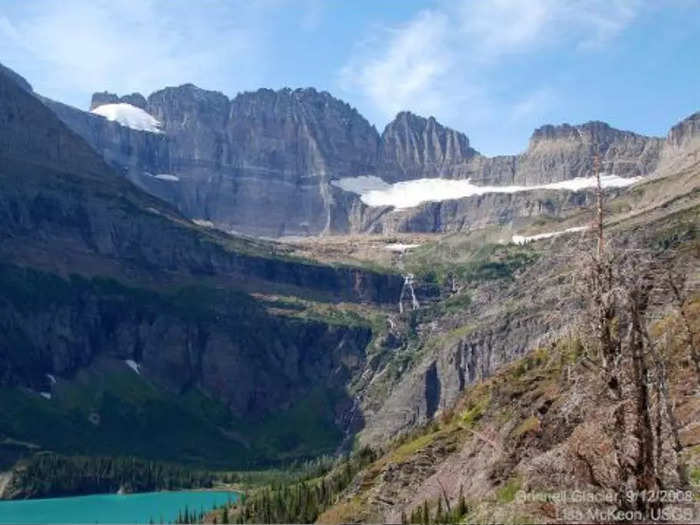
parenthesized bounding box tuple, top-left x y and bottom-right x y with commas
(1, 0, 698, 155)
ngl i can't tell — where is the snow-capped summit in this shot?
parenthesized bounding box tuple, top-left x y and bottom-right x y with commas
(91, 103, 162, 133)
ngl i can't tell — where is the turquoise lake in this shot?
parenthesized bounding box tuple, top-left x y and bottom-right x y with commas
(0, 490, 238, 524)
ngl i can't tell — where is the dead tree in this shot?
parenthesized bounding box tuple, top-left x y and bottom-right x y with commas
(577, 149, 691, 514)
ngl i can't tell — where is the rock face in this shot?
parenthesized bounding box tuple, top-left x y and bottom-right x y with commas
(658, 111, 700, 173)
(39, 78, 684, 237)
(0, 263, 371, 420)
(470, 121, 663, 185)
(46, 86, 380, 237)
(0, 63, 406, 463)
(378, 111, 477, 182)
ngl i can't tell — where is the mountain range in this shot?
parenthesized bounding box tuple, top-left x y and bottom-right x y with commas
(0, 60, 698, 523)
(38, 73, 698, 237)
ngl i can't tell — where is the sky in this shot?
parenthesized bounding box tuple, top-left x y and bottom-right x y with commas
(0, 0, 698, 156)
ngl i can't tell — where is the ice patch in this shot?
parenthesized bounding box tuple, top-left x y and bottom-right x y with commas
(40, 392, 51, 400)
(154, 174, 179, 181)
(125, 359, 141, 375)
(46, 374, 56, 384)
(331, 175, 391, 194)
(512, 226, 588, 245)
(384, 243, 420, 252)
(334, 174, 641, 209)
(91, 103, 162, 133)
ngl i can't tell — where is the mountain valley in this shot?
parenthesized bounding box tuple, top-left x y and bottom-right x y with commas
(0, 60, 698, 524)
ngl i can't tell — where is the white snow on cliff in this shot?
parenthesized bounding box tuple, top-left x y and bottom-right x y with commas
(125, 359, 141, 375)
(384, 243, 420, 252)
(334, 174, 641, 209)
(91, 103, 162, 133)
(331, 175, 390, 194)
(154, 174, 179, 181)
(512, 226, 588, 245)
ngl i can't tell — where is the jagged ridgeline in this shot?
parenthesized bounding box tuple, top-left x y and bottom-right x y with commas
(42, 71, 688, 238)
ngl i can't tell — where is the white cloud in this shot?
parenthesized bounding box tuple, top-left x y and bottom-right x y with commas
(0, 0, 277, 107)
(340, 0, 647, 151)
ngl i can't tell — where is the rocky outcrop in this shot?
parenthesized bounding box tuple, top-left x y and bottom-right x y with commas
(346, 188, 600, 234)
(658, 111, 700, 173)
(379, 112, 477, 182)
(90, 91, 147, 110)
(471, 121, 663, 185)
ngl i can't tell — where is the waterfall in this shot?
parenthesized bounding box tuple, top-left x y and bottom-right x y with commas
(390, 242, 421, 313)
(399, 272, 420, 313)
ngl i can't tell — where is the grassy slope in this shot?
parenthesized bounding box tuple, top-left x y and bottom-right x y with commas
(318, 300, 700, 524)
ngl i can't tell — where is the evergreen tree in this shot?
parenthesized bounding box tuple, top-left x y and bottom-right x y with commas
(422, 501, 430, 525)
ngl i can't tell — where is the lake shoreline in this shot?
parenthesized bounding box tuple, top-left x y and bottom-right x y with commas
(0, 489, 240, 524)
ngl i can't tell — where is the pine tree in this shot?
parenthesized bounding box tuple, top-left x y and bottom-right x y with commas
(435, 499, 443, 524)
(422, 501, 430, 525)
(401, 510, 408, 524)
(222, 505, 229, 524)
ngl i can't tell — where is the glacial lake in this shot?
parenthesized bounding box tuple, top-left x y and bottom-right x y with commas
(0, 490, 238, 524)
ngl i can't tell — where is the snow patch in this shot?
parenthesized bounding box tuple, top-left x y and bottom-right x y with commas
(46, 374, 56, 384)
(512, 226, 587, 245)
(91, 103, 162, 133)
(40, 392, 52, 400)
(154, 174, 179, 181)
(384, 243, 420, 252)
(331, 175, 390, 194)
(334, 174, 641, 209)
(125, 359, 141, 375)
(193, 219, 215, 228)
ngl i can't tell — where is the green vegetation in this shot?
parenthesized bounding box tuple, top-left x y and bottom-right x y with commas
(221, 447, 378, 524)
(8, 453, 215, 499)
(0, 263, 362, 469)
(238, 389, 344, 460)
(404, 233, 539, 286)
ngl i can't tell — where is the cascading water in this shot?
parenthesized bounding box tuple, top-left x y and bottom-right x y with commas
(386, 241, 422, 313)
(399, 272, 420, 313)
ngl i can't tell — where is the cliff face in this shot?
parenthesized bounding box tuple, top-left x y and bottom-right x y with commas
(0, 263, 371, 420)
(0, 64, 403, 464)
(41, 78, 682, 237)
(658, 111, 700, 173)
(471, 121, 664, 185)
(378, 111, 477, 182)
(46, 85, 381, 237)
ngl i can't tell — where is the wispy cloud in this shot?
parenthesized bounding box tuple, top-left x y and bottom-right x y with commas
(339, 0, 647, 152)
(0, 0, 288, 106)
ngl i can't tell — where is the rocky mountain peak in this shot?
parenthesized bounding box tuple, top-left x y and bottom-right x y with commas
(528, 120, 658, 150)
(379, 111, 476, 181)
(90, 91, 148, 110)
(666, 111, 700, 148)
(90, 91, 119, 109)
(0, 62, 32, 93)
